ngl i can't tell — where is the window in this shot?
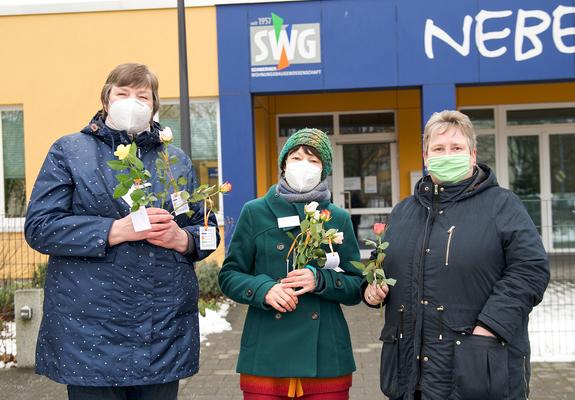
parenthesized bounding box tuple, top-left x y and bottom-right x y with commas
(0, 109, 26, 218)
(460, 108, 496, 172)
(278, 115, 334, 137)
(158, 101, 222, 214)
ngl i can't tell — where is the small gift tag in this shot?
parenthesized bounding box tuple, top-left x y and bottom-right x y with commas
(199, 226, 217, 250)
(277, 215, 300, 229)
(171, 192, 190, 216)
(324, 252, 342, 271)
(122, 183, 152, 208)
(131, 206, 151, 232)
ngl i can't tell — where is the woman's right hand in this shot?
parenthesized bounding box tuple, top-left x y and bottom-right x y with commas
(364, 281, 389, 306)
(108, 208, 174, 246)
(265, 284, 299, 313)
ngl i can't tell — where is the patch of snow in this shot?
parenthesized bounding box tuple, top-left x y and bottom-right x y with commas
(529, 281, 575, 362)
(0, 321, 17, 369)
(199, 301, 232, 343)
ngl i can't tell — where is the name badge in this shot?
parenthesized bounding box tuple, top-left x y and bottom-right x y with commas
(277, 215, 300, 229)
(171, 191, 190, 216)
(199, 226, 218, 250)
(131, 206, 151, 232)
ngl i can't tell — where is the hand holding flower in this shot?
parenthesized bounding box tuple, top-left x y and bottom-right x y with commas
(351, 223, 396, 296)
(264, 284, 299, 313)
(281, 268, 317, 296)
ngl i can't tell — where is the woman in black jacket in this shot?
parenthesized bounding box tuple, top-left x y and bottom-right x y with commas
(364, 110, 549, 400)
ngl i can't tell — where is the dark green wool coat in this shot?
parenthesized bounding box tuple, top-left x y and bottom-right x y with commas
(219, 186, 363, 378)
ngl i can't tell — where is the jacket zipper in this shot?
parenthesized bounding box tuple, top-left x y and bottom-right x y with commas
(445, 226, 455, 266)
(398, 304, 405, 339)
(436, 305, 444, 340)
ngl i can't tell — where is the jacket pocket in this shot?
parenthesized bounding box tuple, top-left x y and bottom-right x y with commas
(379, 324, 403, 399)
(450, 334, 509, 400)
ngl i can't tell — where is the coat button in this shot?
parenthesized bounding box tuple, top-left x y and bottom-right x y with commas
(424, 186, 430, 191)
(456, 340, 461, 345)
(311, 312, 319, 320)
(423, 356, 429, 362)
(439, 210, 444, 214)
(421, 300, 428, 305)
(335, 279, 342, 287)
(246, 288, 253, 297)
(275, 312, 283, 320)
(425, 248, 430, 254)
(277, 243, 285, 251)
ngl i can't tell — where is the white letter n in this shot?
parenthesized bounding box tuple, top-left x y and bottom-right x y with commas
(425, 16, 472, 59)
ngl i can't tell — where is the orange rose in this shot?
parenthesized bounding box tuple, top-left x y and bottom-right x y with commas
(373, 223, 386, 236)
(220, 182, 232, 193)
(319, 209, 331, 222)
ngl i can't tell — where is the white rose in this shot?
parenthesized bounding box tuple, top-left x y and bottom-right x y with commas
(313, 210, 321, 221)
(332, 231, 344, 244)
(160, 127, 173, 143)
(304, 201, 319, 214)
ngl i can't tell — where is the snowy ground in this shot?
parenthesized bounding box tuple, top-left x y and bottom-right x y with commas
(0, 321, 16, 369)
(530, 280, 575, 362)
(199, 301, 232, 345)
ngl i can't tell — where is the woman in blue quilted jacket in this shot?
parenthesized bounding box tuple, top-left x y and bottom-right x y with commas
(25, 63, 219, 400)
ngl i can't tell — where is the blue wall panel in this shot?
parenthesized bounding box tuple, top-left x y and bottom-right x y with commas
(322, 0, 398, 89)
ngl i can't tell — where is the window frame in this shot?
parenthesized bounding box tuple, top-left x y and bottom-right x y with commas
(158, 98, 224, 226)
(0, 106, 26, 232)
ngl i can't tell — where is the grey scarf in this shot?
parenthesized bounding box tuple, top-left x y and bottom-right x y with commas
(276, 176, 331, 203)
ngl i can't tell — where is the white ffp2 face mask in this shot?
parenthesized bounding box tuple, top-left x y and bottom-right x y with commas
(106, 98, 152, 136)
(285, 160, 322, 192)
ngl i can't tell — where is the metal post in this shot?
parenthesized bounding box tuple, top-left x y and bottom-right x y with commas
(177, 0, 192, 159)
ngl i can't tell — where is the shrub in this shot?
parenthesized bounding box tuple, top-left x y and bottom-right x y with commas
(32, 263, 48, 288)
(0, 287, 14, 322)
(198, 298, 218, 317)
(195, 260, 222, 300)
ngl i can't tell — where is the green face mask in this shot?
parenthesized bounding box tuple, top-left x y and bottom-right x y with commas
(427, 154, 471, 184)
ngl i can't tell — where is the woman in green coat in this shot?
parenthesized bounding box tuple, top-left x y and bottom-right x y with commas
(219, 128, 363, 400)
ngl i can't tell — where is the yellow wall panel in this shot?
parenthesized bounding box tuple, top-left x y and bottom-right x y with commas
(0, 7, 218, 197)
(458, 82, 575, 106)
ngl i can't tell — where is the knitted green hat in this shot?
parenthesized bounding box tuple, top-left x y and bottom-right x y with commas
(278, 128, 332, 180)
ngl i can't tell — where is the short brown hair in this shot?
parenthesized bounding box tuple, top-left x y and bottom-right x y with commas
(423, 110, 476, 155)
(281, 145, 322, 172)
(100, 63, 159, 120)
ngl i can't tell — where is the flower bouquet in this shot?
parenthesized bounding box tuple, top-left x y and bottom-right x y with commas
(285, 201, 344, 274)
(350, 223, 397, 286)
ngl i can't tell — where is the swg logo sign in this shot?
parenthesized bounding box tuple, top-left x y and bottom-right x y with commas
(250, 13, 321, 70)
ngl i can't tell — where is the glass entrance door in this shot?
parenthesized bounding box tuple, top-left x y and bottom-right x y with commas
(549, 133, 575, 250)
(507, 135, 541, 232)
(335, 142, 395, 258)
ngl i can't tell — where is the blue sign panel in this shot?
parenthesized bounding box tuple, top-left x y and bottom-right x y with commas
(218, 0, 575, 92)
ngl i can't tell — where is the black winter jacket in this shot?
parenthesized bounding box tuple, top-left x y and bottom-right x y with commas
(376, 165, 549, 400)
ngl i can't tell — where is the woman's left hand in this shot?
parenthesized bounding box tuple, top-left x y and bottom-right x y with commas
(281, 269, 316, 296)
(145, 215, 188, 252)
